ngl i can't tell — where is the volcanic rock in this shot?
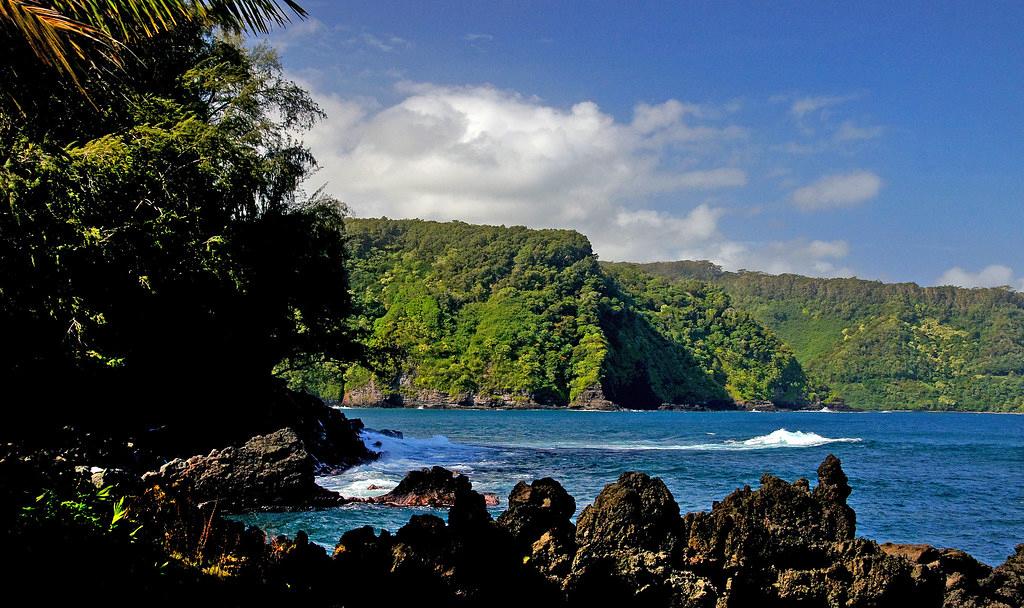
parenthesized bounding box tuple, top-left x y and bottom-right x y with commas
(142, 428, 342, 511)
(566, 471, 707, 607)
(370, 466, 500, 507)
(497, 478, 577, 580)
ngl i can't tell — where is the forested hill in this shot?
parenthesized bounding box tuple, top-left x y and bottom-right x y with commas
(618, 261, 1024, 411)
(307, 218, 812, 409)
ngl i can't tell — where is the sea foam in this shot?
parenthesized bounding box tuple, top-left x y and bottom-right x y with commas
(730, 428, 861, 448)
(318, 429, 487, 497)
(526, 428, 861, 451)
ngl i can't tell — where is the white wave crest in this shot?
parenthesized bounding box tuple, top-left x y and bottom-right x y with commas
(528, 428, 860, 452)
(318, 429, 488, 497)
(730, 428, 861, 449)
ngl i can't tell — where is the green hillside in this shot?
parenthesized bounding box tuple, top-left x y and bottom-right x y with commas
(286, 219, 812, 409)
(628, 261, 1024, 411)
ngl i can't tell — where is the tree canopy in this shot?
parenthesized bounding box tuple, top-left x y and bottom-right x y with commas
(635, 262, 1024, 411)
(1, 18, 358, 442)
(308, 218, 812, 409)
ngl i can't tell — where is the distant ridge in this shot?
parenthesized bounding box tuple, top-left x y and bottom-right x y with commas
(612, 260, 1024, 411)
(282, 218, 813, 410)
(280, 217, 1024, 412)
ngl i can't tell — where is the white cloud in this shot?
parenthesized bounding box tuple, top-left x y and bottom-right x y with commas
(464, 33, 494, 42)
(790, 94, 855, 118)
(265, 17, 327, 51)
(835, 120, 884, 141)
(305, 82, 744, 224)
(347, 32, 410, 52)
(791, 171, 882, 210)
(936, 265, 1024, 291)
(300, 81, 854, 276)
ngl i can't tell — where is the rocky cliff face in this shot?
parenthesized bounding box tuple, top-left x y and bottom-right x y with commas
(568, 385, 618, 410)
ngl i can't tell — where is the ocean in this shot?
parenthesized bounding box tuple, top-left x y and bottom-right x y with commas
(235, 408, 1024, 565)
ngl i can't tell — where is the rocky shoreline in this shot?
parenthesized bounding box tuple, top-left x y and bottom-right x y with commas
(341, 377, 824, 411)
(3, 421, 1021, 607)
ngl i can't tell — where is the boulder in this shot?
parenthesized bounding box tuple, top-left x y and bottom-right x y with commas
(575, 471, 681, 554)
(498, 478, 577, 543)
(143, 428, 342, 511)
(566, 471, 707, 607)
(497, 478, 577, 580)
(274, 393, 378, 473)
(814, 453, 857, 539)
(89, 467, 140, 494)
(370, 466, 499, 507)
(880, 542, 943, 565)
(448, 485, 494, 531)
(677, 455, 949, 607)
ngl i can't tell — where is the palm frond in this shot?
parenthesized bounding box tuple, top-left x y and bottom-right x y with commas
(1, 0, 307, 89)
(0, 0, 119, 87)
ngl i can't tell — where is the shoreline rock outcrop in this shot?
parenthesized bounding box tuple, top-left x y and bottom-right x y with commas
(497, 478, 578, 581)
(4, 444, 1021, 607)
(142, 428, 345, 512)
(363, 466, 500, 507)
(324, 455, 1024, 607)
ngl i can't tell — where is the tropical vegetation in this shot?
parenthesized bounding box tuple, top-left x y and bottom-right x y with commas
(631, 261, 1024, 411)
(1, 1, 359, 445)
(306, 218, 813, 409)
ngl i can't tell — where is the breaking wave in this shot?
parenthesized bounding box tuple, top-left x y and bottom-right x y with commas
(731, 428, 861, 448)
(318, 429, 489, 497)
(535, 428, 861, 451)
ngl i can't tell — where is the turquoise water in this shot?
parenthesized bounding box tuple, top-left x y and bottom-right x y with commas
(236, 409, 1024, 565)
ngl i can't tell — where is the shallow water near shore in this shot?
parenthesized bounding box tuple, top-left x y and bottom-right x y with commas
(234, 409, 1024, 565)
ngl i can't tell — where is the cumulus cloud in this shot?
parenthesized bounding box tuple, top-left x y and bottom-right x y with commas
(791, 171, 882, 210)
(305, 82, 744, 225)
(299, 81, 854, 276)
(936, 265, 1024, 291)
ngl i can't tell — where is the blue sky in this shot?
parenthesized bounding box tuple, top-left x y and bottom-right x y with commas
(257, 1, 1024, 287)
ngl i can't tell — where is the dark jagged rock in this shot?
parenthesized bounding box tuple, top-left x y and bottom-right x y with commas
(982, 544, 1024, 608)
(7, 444, 1022, 608)
(267, 530, 333, 593)
(269, 392, 378, 473)
(497, 478, 578, 580)
(566, 471, 710, 607)
(369, 466, 500, 507)
(560, 456, 1017, 607)
(814, 453, 857, 539)
(575, 471, 682, 554)
(449, 485, 494, 530)
(676, 455, 945, 607)
(330, 487, 561, 607)
(375, 466, 468, 507)
(498, 478, 577, 543)
(680, 458, 857, 574)
(142, 428, 342, 512)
